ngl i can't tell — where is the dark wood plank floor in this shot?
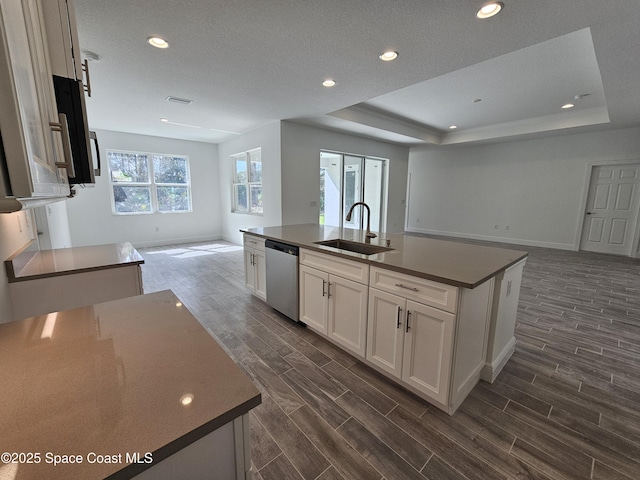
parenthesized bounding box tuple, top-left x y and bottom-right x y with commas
(139, 239, 640, 480)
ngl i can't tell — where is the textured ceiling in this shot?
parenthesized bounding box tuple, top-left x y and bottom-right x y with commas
(74, 0, 640, 145)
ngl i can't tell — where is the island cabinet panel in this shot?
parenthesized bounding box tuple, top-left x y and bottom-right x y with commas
(299, 264, 329, 334)
(402, 301, 455, 405)
(370, 266, 458, 313)
(483, 258, 526, 382)
(367, 288, 454, 405)
(366, 289, 405, 378)
(327, 274, 368, 358)
(243, 234, 266, 301)
(299, 249, 368, 359)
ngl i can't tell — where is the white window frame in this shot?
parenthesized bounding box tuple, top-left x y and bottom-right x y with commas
(107, 149, 192, 215)
(231, 148, 262, 215)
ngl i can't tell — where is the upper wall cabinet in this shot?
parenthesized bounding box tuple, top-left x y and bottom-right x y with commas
(0, 0, 94, 213)
(0, 0, 72, 213)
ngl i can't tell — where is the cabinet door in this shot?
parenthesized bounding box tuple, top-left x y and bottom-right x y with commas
(328, 275, 368, 359)
(0, 0, 70, 197)
(402, 301, 455, 405)
(367, 289, 405, 379)
(299, 265, 328, 334)
(244, 248, 256, 294)
(253, 249, 267, 301)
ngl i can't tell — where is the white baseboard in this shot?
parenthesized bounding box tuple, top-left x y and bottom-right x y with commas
(404, 227, 576, 251)
(481, 337, 516, 383)
(132, 234, 223, 248)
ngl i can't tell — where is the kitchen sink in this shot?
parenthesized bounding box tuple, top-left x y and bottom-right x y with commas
(314, 239, 394, 255)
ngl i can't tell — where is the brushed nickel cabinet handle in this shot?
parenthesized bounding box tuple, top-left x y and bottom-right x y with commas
(322, 279, 327, 297)
(50, 113, 76, 178)
(406, 310, 411, 332)
(327, 282, 332, 298)
(395, 283, 419, 292)
(90, 131, 101, 175)
(82, 59, 92, 97)
(397, 306, 402, 328)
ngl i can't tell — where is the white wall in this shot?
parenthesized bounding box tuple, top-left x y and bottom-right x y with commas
(407, 126, 640, 250)
(0, 210, 37, 323)
(217, 122, 282, 245)
(280, 121, 409, 232)
(66, 129, 221, 247)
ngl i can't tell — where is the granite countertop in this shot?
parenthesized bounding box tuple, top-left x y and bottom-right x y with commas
(0, 290, 261, 479)
(5, 242, 145, 283)
(242, 224, 528, 289)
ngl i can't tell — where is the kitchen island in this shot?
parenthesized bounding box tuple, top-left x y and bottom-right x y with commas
(0, 290, 261, 479)
(242, 224, 527, 414)
(5, 242, 145, 320)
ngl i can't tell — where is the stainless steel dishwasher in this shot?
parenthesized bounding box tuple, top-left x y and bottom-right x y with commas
(265, 240, 300, 322)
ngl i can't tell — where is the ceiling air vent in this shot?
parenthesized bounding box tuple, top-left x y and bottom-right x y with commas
(166, 96, 193, 105)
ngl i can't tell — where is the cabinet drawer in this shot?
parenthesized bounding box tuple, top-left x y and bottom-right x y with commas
(370, 267, 458, 313)
(243, 234, 265, 251)
(300, 249, 369, 284)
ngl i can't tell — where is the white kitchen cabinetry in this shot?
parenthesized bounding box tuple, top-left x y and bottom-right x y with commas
(367, 287, 455, 405)
(367, 266, 494, 413)
(0, 0, 72, 212)
(243, 234, 266, 301)
(299, 249, 368, 358)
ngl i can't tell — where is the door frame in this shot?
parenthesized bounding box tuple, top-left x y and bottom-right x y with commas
(575, 159, 640, 258)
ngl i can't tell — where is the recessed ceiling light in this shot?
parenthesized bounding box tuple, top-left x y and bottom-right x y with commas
(449, 125, 458, 130)
(322, 79, 336, 87)
(160, 118, 169, 122)
(562, 103, 575, 109)
(379, 51, 398, 61)
(476, 2, 504, 19)
(147, 36, 169, 49)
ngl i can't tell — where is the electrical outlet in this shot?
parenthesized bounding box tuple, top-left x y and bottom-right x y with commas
(155, 227, 160, 233)
(416, 218, 420, 223)
(494, 224, 499, 229)
(505, 225, 510, 231)
(506, 280, 512, 297)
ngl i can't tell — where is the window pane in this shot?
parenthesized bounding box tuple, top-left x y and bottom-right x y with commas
(250, 160, 262, 183)
(234, 184, 248, 212)
(157, 186, 191, 212)
(250, 185, 263, 214)
(113, 186, 152, 213)
(153, 155, 188, 184)
(108, 152, 149, 183)
(234, 158, 247, 183)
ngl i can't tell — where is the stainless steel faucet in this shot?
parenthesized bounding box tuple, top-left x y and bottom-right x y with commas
(345, 202, 377, 243)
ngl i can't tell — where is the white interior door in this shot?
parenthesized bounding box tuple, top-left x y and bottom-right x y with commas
(580, 164, 640, 255)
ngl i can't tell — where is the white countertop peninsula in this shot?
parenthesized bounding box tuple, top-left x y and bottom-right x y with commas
(0, 290, 261, 480)
(4, 243, 146, 320)
(5, 242, 144, 282)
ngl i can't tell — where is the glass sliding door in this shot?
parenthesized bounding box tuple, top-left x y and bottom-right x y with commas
(343, 156, 363, 230)
(363, 158, 384, 232)
(320, 151, 387, 233)
(320, 152, 342, 226)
